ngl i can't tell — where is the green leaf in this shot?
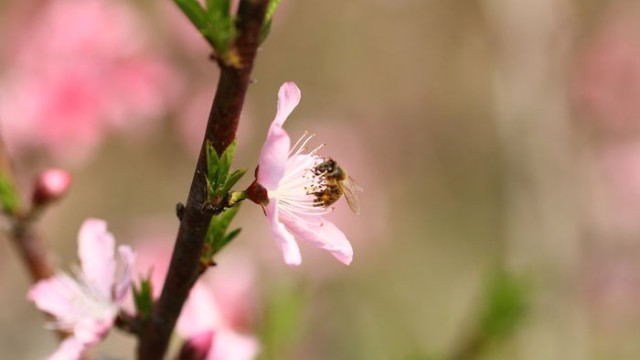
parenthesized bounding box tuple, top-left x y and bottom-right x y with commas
(221, 169, 246, 196)
(265, 0, 282, 23)
(0, 173, 20, 214)
(208, 203, 239, 240)
(215, 142, 236, 193)
(132, 277, 154, 321)
(205, 141, 244, 201)
(260, 0, 282, 44)
(220, 141, 235, 170)
(174, 0, 209, 34)
(204, 204, 241, 257)
(213, 227, 241, 254)
(206, 0, 230, 15)
(206, 140, 221, 183)
(479, 269, 529, 341)
(203, 13, 236, 54)
(174, 0, 237, 52)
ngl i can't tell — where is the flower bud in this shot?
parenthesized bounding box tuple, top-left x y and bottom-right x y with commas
(32, 169, 72, 207)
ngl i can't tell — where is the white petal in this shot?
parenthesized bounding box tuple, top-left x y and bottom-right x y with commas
(47, 337, 87, 360)
(274, 82, 301, 127)
(78, 219, 116, 300)
(113, 245, 136, 303)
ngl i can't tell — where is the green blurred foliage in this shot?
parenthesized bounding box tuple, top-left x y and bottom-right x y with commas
(259, 283, 306, 360)
(0, 173, 20, 214)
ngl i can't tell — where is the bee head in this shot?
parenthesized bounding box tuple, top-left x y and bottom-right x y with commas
(313, 158, 346, 180)
(315, 158, 336, 174)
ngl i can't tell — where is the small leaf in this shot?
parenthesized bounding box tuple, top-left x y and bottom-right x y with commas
(203, 13, 235, 54)
(260, 0, 282, 44)
(132, 277, 154, 321)
(265, 0, 282, 23)
(174, 0, 209, 34)
(206, 0, 230, 15)
(220, 141, 236, 170)
(0, 173, 20, 214)
(208, 204, 240, 240)
(204, 204, 242, 258)
(206, 141, 221, 183)
(217, 142, 236, 189)
(222, 169, 246, 195)
(212, 227, 241, 254)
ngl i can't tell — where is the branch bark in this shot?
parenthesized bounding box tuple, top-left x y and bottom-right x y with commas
(137, 1, 269, 359)
(0, 138, 56, 282)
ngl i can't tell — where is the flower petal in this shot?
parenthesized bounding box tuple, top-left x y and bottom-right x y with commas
(257, 121, 290, 190)
(280, 214, 353, 265)
(28, 273, 87, 322)
(257, 82, 301, 190)
(274, 82, 301, 127)
(178, 283, 224, 338)
(209, 328, 260, 360)
(28, 273, 117, 342)
(78, 219, 116, 299)
(266, 202, 302, 266)
(73, 316, 115, 345)
(113, 245, 136, 304)
(47, 337, 87, 360)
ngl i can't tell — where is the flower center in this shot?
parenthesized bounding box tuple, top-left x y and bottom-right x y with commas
(268, 133, 335, 218)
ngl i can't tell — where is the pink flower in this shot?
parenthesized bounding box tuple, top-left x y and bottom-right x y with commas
(572, 16, 640, 136)
(255, 82, 353, 266)
(28, 219, 135, 360)
(177, 280, 260, 360)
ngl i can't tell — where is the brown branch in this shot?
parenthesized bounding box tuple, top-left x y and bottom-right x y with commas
(10, 214, 56, 281)
(0, 137, 56, 282)
(136, 1, 269, 359)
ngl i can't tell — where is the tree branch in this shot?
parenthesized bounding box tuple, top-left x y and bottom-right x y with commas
(137, 1, 269, 359)
(0, 137, 56, 282)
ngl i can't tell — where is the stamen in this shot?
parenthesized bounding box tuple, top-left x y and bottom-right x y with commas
(308, 143, 325, 156)
(289, 132, 314, 156)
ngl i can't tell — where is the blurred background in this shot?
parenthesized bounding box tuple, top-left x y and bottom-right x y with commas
(1, 0, 640, 359)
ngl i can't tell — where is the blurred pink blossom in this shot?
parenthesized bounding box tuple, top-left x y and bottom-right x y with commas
(255, 82, 353, 266)
(588, 142, 640, 235)
(0, 0, 179, 163)
(583, 251, 640, 331)
(177, 275, 260, 360)
(131, 230, 259, 359)
(28, 219, 135, 360)
(573, 19, 640, 136)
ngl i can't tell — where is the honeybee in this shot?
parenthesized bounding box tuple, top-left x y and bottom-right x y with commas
(311, 158, 363, 214)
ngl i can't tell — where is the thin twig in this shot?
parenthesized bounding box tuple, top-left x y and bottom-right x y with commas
(136, 1, 269, 359)
(0, 137, 55, 282)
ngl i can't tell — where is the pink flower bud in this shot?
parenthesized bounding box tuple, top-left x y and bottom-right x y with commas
(32, 168, 72, 206)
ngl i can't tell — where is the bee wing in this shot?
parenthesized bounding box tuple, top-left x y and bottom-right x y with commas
(341, 176, 363, 215)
